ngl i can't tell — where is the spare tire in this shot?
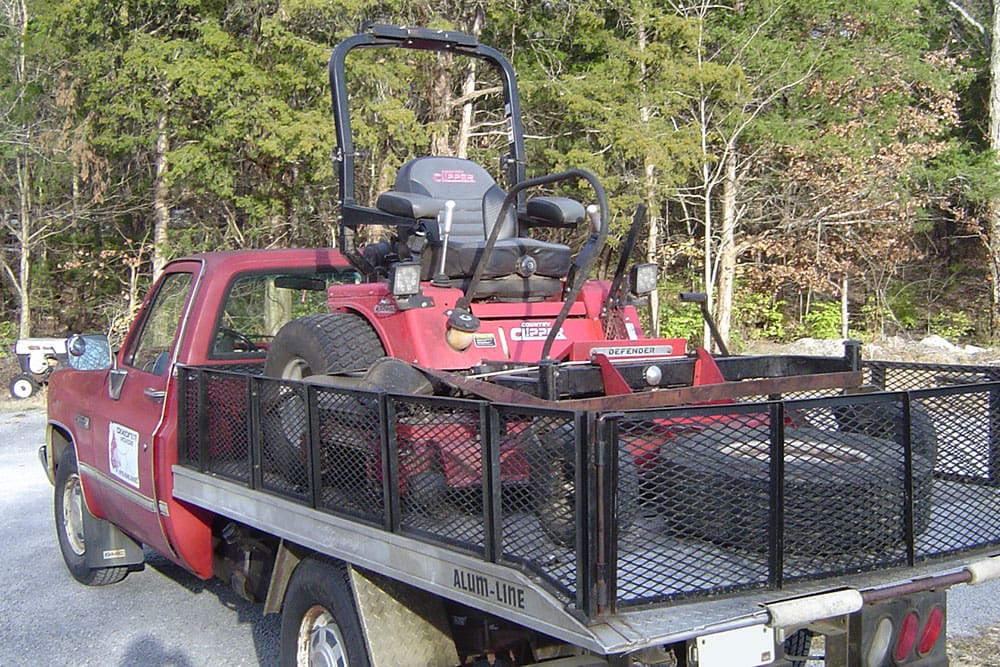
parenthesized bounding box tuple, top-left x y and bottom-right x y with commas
(833, 400, 938, 465)
(262, 313, 386, 486)
(658, 422, 933, 557)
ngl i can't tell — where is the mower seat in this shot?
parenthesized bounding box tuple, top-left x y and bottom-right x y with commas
(376, 157, 572, 296)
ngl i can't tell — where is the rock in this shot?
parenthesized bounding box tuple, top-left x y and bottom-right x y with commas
(919, 335, 956, 351)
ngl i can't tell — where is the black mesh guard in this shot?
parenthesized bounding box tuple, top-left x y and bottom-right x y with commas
(179, 361, 1000, 617)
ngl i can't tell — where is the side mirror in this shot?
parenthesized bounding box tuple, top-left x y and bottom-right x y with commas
(66, 334, 114, 371)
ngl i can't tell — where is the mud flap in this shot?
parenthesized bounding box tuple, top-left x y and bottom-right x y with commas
(82, 506, 144, 569)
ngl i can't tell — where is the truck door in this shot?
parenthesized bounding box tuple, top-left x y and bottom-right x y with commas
(87, 266, 197, 555)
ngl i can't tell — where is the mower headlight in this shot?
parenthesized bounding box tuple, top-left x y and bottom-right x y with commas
(388, 262, 422, 297)
(630, 263, 658, 296)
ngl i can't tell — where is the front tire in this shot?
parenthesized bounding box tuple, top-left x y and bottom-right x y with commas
(528, 425, 640, 546)
(279, 557, 371, 667)
(54, 448, 129, 586)
(9, 373, 38, 399)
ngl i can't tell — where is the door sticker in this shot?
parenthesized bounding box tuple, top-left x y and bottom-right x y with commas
(109, 422, 140, 488)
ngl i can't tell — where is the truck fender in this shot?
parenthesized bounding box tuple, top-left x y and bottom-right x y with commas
(265, 541, 459, 666)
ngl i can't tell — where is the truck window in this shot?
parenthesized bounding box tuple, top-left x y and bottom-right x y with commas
(124, 272, 194, 375)
(210, 271, 358, 359)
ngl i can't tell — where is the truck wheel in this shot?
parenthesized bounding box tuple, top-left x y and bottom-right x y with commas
(658, 423, 934, 557)
(527, 425, 640, 546)
(263, 314, 385, 481)
(9, 373, 39, 399)
(279, 557, 371, 667)
(54, 448, 129, 586)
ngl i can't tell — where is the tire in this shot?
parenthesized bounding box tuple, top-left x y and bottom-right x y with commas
(263, 314, 386, 480)
(527, 424, 640, 546)
(404, 471, 447, 512)
(264, 313, 386, 381)
(53, 448, 129, 586)
(783, 628, 815, 666)
(658, 423, 934, 557)
(279, 557, 371, 667)
(9, 373, 38, 399)
(834, 400, 938, 464)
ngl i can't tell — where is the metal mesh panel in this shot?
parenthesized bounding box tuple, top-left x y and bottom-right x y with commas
(200, 370, 251, 483)
(496, 408, 580, 601)
(618, 408, 773, 605)
(864, 360, 1000, 392)
(180, 367, 201, 468)
(313, 385, 385, 524)
(394, 396, 489, 555)
(780, 398, 913, 578)
(913, 388, 1000, 557)
(258, 377, 311, 502)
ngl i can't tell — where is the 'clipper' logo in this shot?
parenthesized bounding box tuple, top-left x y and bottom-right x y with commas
(509, 323, 566, 341)
(433, 170, 476, 183)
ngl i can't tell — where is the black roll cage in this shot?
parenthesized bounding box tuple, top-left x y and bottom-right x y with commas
(328, 23, 528, 247)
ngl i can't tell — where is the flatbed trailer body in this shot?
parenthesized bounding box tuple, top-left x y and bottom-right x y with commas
(172, 355, 1000, 658)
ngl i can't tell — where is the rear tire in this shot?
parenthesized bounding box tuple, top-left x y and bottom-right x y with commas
(279, 557, 371, 667)
(264, 313, 385, 381)
(54, 448, 129, 586)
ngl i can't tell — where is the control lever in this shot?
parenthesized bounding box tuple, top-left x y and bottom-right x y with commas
(433, 200, 456, 284)
(680, 292, 730, 356)
(586, 204, 600, 233)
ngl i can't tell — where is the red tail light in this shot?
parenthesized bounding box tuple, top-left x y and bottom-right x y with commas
(894, 611, 919, 662)
(917, 606, 944, 656)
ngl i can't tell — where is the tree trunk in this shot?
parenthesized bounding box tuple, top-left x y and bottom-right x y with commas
(152, 110, 170, 278)
(429, 55, 453, 155)
(456, 10, 483, 159)
(716, 148, 738, 348)
(990, 2, 1000, 340)
(11, 0, 31, 338)
(637, 16, 661, 336)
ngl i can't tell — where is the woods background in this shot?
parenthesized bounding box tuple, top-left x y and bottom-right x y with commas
(4, 0, 1000, 352)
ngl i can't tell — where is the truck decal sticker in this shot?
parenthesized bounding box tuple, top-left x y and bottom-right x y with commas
(452, 567, 526, 610)
(108, 422, 140, 489)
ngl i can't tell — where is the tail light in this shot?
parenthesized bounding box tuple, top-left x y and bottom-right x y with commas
(917, 606, 944, 656)
(865, 617, 893, 667)
(855, 589, 946, 666)
(893, 611, 919, 662)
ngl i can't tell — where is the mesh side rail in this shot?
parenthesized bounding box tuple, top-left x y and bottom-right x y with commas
(610, 383, 1000, 608)
(864, 359, 1000, 391)
(178, 366, 253, 484)
(178, 367, 589, 607)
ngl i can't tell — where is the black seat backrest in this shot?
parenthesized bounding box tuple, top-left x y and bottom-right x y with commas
(392, 157, 514, 242)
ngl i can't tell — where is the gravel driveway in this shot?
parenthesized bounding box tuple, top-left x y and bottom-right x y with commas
(3, 406, 999, 666)
(0, 409, 279, 666)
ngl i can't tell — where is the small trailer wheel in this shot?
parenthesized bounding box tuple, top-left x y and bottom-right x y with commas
(9, 373, 39, 399)
(279, 557, 371, 667)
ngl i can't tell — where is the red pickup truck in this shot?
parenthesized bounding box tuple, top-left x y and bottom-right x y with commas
(39, 23, 1000, 667)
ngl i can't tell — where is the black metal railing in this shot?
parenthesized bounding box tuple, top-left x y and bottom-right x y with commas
(177, 360, 1000, 619)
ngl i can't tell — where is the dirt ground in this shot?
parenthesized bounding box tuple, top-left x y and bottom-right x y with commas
(950, 626, 1000, 666)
